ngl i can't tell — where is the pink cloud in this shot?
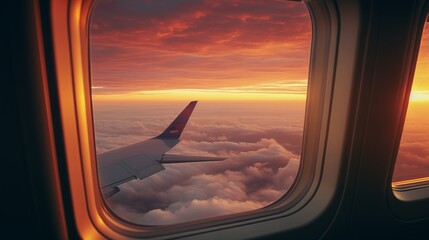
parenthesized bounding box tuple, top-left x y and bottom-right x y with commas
(136, 197, 265, 225)
(104, 135, 300, 224)
(89, 0, 311, 94)
(94, 102, 303, 225)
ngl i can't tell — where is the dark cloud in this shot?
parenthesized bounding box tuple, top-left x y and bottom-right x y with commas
(94, 101, 303, 225)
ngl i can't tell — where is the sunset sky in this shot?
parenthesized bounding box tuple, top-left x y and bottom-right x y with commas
(89, 0, 429, 225)
(90, 0, 311, 102)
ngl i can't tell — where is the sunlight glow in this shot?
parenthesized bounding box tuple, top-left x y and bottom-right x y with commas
(92, 88, 307, 102)
(92, 81, 307, 102)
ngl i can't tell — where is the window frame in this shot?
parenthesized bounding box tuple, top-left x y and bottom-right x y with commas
(50, 0, 363, 238)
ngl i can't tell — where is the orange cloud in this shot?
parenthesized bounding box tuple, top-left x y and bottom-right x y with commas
(89, 0, 311, 101)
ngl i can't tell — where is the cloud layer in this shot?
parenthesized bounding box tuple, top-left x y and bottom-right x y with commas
(94, 102, 304, 225)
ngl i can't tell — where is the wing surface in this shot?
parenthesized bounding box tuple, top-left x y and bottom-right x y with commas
(96, 101, 226, 199)
(98, 138, 179, 196)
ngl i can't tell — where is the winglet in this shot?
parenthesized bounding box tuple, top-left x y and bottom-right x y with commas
(155, 101, 197, 139)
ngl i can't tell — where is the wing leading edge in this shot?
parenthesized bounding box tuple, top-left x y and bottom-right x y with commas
(98, 101, 225, 198)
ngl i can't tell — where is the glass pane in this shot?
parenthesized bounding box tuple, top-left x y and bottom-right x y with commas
(90, 0, 311, 225)
(393, 21, 429, 183)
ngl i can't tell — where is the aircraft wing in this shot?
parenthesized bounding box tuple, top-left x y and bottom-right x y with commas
(97, 101, 226, 198)
(98, 139, 172, 198)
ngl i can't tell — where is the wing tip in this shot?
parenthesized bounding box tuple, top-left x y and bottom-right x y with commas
(155, 101, 198, 139)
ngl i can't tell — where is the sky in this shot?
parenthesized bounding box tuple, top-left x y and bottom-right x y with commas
(89, 0, 429, 225)
(90, 0, 311, 102)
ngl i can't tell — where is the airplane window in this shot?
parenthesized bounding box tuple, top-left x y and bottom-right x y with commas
(90, 0, 311, 225)
(392, 21, 429, 184)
